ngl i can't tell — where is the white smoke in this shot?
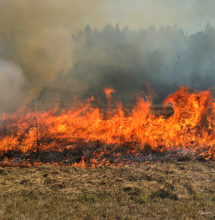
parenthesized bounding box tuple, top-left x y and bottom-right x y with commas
(0, 60, 25, 113)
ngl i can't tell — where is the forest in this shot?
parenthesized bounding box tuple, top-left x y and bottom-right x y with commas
(0, 23, 215, 105)
(58, 23, 215, 103)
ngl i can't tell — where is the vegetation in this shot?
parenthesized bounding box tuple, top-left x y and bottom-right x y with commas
(38, 23, 215, 104)
(0, 160, 215, 219)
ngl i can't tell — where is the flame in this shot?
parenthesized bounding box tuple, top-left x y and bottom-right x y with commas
(0, 86, 215, 167)
(104, 88, 115, 100)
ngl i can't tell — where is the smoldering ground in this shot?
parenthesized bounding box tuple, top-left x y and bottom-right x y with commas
(0, 1, 215, 111)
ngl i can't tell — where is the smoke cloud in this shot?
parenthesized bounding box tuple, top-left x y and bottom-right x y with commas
(47, 23, 214, 104)
(0, 0, 107, 100)
(0, 60, 25, 113)
(0, 1, 215, 109)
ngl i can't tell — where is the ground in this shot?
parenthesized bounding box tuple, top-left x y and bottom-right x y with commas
(0, 160, 215, 220)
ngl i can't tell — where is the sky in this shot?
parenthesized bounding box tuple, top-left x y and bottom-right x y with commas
(1, 0, 214, 33)
(105, 0, 215, 33)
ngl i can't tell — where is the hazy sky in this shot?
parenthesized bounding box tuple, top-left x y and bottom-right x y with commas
(105, 0, 215, 33)
(0, 0, 214, 34)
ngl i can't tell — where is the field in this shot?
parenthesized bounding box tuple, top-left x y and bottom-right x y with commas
(0, 159, 215, 219)
(0, 102, 215, 219)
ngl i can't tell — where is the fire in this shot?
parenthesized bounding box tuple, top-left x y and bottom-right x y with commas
(104, 88, 115, 100)
(0, 86, 215, 167)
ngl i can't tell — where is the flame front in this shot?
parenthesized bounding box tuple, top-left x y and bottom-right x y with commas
(0, 86, 215, 167)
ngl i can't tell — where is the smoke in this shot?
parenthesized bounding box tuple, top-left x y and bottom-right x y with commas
(0, 60, 25, 113)
(0, 0, 107, 101)
(0, 1, 215, 109)
(38, 23, 214, 104)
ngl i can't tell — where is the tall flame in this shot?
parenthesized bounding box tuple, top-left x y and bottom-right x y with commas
(0, 86, 214, 167)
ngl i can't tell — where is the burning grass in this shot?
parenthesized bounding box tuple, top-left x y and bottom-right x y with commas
(0, 86, 215, 167)
(0, 160, 215, 219)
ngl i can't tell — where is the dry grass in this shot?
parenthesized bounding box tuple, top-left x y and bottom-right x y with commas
(0, 160, 215, 219)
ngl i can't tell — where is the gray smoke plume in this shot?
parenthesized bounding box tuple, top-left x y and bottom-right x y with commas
(38, 23, 215, 104)
(0, 1, 215, 110)
(0, 0, 106, 103)
(0, 60, 25, 113)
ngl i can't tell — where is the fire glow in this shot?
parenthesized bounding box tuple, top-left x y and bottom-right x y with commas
(0, 86, 215, 167)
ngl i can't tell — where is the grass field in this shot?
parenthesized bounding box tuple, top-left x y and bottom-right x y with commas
(0, 160, 215, 219)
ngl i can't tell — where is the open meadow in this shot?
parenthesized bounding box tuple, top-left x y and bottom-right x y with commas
(0, 160, 215, 219)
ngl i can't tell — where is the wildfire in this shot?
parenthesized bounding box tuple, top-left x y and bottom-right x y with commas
(0, 86, 215, 167)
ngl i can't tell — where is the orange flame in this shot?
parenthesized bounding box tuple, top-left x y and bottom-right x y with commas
(0, 86, 215, 167)
(104, 88, 115, 100)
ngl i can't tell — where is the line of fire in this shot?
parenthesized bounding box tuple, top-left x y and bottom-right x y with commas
(0, 86, 214, 167)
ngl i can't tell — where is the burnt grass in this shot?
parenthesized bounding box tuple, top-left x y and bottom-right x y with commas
(0, 140, 210, 167)
(0, 160, 215, 219)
